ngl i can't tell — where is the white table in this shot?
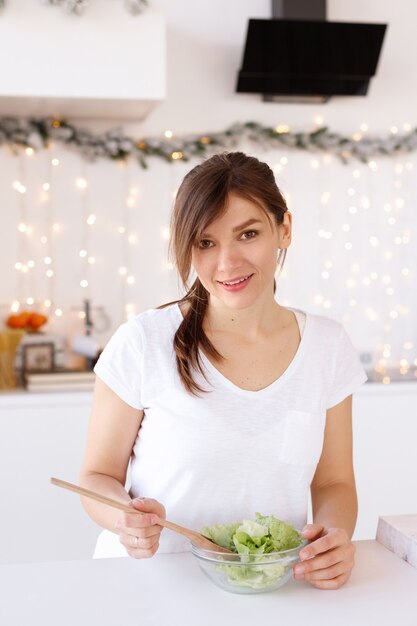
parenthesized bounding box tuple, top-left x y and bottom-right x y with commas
(1, 541, 416, 626)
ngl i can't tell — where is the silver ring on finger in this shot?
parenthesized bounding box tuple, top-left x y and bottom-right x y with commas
(131, 535, 139, 548)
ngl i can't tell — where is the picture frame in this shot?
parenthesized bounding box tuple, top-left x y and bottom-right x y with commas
(22, 342, 55, 373)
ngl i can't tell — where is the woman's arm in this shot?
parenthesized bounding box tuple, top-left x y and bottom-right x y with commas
(311, 394, 357, 535)
(79, 376, 165, 558)
(293, 394, 357, 589)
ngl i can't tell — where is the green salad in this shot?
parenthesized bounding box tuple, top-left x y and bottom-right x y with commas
(201, 513, 303, 589)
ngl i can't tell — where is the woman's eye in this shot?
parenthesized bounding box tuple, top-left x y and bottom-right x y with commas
(240, 230, 258, 240)
(198, 239, 213, 249)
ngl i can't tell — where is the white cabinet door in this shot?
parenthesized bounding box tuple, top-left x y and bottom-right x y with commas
(0, 392, 99, 564)
(352, 383, 417, 540)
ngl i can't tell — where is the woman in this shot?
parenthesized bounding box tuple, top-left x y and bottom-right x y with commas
(80, 152, 367, 589)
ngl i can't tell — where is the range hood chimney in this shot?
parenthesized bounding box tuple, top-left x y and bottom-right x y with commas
(237, 0, 387, 103)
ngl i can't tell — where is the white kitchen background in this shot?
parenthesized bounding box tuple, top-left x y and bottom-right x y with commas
(0, 0, 417, 564)
(0, 0, 416, 379)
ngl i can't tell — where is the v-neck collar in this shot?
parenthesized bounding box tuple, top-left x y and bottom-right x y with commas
(173, 303, 310, 397)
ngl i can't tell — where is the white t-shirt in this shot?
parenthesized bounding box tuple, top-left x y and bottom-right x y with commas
(93, 304, 367, 557)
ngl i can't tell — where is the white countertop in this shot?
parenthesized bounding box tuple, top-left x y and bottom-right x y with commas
(1, 380, 416, 409)
(1, 540, 417, 626)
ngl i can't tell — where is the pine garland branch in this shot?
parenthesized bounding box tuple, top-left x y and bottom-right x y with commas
(0, 116, 416, 167)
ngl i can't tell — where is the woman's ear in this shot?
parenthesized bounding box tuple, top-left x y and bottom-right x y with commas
(278, 211, 292, 249)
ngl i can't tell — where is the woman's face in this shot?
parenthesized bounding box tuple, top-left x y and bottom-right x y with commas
(191, 192, 291, 311)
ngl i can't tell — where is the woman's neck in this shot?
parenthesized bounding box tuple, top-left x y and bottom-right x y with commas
(204, 297, 290, 341)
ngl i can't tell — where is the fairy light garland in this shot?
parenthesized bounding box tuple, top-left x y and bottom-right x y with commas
(120, 160, 138, 320)
(38, 152, 55, 316)
(1, 117, 417, 169)
(2, 118, 416, 383)
(13, 153, 34, 309)
(76, 161, 92, 303)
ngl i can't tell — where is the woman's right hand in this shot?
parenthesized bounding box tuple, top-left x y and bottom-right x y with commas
(115, 497, 166, 559)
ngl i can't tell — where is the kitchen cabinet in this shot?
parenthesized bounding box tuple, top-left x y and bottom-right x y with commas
(1, 382, 416, 564)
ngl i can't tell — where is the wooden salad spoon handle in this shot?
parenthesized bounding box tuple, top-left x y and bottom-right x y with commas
(50, 477, 233, 554)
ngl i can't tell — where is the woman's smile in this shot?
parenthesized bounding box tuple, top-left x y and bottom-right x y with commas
(217, 274, 254, 291)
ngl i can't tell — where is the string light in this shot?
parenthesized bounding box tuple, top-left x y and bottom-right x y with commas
(12, 181, 26, 194)
(75, 177, 88, 190)
(3, 142, 416, 383)
(275, 125, 290, 133)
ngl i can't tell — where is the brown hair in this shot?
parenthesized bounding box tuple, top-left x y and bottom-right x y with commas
(164, 151, 288, 395)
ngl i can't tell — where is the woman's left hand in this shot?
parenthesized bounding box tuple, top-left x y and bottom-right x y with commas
(293, 524, 355, 589)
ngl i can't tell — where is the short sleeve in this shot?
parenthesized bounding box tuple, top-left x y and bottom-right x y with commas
(94, 320, 144, 410)
(326, 326, 368, 409)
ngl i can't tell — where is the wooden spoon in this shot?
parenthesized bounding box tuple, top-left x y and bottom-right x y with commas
(50, 477, 233, 554)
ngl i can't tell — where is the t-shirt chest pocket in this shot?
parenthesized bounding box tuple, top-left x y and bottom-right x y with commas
(278, 410, 325, 467)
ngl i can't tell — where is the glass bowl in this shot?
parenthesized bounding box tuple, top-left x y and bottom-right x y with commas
(190, 538, 308, 594)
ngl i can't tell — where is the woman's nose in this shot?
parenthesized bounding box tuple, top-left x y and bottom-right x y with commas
(216, 246, 243, 273)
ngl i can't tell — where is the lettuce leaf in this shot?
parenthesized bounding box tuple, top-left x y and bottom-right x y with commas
(200, 513, 303, 590)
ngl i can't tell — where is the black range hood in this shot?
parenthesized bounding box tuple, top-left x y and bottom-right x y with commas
(236, 1, 387, 103)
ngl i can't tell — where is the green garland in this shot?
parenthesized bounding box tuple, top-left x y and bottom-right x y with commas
(0, 117, 416, 168)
